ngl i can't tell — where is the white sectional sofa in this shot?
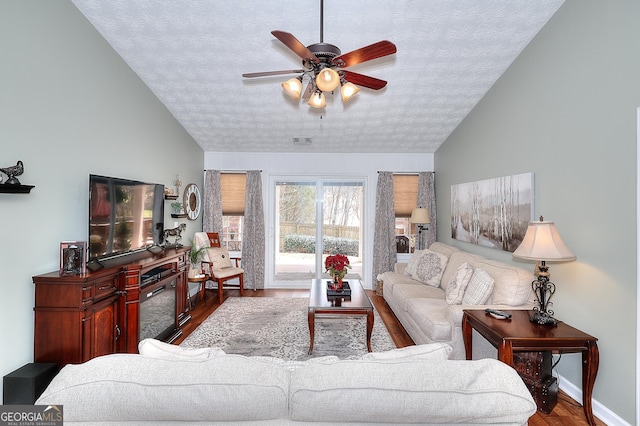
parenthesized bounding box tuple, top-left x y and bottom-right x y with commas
(381, 242, 535, 359)
(36, 339, 537, 425)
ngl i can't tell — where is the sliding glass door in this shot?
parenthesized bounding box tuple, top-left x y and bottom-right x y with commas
(274, 178, 363, 284)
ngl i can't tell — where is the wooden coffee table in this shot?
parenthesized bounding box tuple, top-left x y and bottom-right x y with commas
(307, 278, 374, 354)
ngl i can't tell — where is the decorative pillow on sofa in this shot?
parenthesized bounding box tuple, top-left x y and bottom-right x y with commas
(138, 338, 226, 360)
(404, 249, 426, 277)
(445, 262, 474, 304)
(359, 343, 452, 361)
(206, 247, 233, 270)
(411, 249, 449, 287)
(462, 267, 495, 305)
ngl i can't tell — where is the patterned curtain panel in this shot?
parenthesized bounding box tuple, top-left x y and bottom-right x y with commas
(203, 170, 222, 233)
(417, 172, 436, 249)
(242, 170, 265, 290)
(372, 172, 397, 285)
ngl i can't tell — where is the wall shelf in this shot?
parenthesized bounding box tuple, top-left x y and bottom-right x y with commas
(0, 184, 35, 193)
(170, 213, 187, 218)
(164, 194, 178, 200)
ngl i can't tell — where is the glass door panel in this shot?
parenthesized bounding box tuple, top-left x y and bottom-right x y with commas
(274, 181, 317, 281)
(321, 181, 363, 280)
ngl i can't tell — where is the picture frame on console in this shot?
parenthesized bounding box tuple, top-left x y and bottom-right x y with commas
(59, 241, 86, 276)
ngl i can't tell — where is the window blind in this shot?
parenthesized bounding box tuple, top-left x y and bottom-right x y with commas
(393, 174, 419, 217)
(221, 173, 246, 215)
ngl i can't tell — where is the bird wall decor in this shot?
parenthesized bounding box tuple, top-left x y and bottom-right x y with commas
(0, 160, 24, 185)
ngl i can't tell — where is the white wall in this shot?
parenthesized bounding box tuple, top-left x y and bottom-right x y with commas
(205, 152, 434, 289)
(0, 1, 203, 397)
(435, 0, 639, 423)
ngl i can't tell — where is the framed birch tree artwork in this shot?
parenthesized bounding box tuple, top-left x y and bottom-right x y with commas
(451, 172, 534, 252)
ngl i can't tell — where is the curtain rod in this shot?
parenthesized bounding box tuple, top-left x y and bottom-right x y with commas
(203, 170, 262, 173)
(377, 171, 432, 174)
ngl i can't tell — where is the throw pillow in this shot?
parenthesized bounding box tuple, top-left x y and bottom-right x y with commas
(462, 267, 495, 305)
(411, 249, 449, 287)
(404, 249, 425, 276)
(445, 262, 474, 305)
(206, 247, 233, 270)
(359, 343, 452, 361)
(138, 338, 226, 360)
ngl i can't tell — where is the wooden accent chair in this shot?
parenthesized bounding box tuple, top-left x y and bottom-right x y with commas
(193, 232, 244, 303)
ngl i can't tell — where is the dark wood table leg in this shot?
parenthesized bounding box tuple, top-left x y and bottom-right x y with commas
(497, 340, 514, 366)
(366, 309, 374, 352)
(307, 309, 315, 355)
(582, 341, 599, 426)
(462, 312, 473, 360)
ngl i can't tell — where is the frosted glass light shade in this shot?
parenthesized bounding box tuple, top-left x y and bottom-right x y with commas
(315, 68, 340, 92)
(410, 208, 430, 224)
(513, 219, 576, 262)
(308, 91, 326, 108)
(340, 82, 360, 102)
(282, 77, 303, 100)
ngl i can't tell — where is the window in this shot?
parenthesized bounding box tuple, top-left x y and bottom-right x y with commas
(221, 173, 246, 251)
(393, 174, 419, 253)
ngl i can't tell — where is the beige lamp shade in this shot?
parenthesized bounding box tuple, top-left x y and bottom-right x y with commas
(308, 91, 326, 108)
(315, 68, 341, 92)
(340, 82, 360, 102)
(281, 77, 303, 100)
(512, 219, 576, 262)
(410, 208, 431, 224)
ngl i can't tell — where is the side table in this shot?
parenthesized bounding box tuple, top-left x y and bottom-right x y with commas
(187, 274, 210, 308)
(462, 309, 599, 426)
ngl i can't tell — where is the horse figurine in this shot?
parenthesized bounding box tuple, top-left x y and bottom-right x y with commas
(163, 223, 187, 247)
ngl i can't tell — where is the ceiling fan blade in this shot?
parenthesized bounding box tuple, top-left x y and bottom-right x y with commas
(271, 30, 319, 64)
(332, 40, 397, 68)
(242, 69, 305, 78)
(341, 71, 387, 90)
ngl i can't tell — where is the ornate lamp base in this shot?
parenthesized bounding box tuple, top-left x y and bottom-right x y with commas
(530, 311, 558, 326)
(530, 261, 558, 326)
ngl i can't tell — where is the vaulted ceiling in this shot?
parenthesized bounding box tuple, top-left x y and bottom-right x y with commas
(71, 0, 564, 153)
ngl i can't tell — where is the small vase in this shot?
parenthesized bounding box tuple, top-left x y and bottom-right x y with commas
(333, 274, 343, 290)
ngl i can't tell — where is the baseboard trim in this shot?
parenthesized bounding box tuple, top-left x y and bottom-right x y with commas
(558, 374, 630, 426)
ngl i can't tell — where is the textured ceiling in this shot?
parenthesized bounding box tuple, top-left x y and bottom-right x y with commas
(70, 0, 564, 154)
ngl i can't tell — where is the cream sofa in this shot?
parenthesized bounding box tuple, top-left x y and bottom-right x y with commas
(381, 242, 535, 360)
(36, 339, 537, 425)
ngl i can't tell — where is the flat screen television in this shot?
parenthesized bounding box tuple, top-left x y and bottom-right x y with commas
(89, 174, 164, 262)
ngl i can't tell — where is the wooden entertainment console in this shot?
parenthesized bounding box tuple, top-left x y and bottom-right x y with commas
(32, 247, 190, 367)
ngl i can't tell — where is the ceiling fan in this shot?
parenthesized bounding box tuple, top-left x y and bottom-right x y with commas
(242, 0, 397, 108)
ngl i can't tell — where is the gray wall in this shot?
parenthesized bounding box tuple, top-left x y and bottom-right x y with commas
(435, 0, 639, 423)
(0, 0, 203, 396)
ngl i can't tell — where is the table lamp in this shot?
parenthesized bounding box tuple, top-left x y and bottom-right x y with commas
(410, 208, 431, 250)
(512, 216, 576, 325)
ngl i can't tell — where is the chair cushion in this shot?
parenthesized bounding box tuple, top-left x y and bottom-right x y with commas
(213, 267, 244, 279)
(406, 298, 451, 341)
(206, 247, 233, 270)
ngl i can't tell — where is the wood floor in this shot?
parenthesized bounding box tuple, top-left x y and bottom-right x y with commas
(177, 288, 604, 426)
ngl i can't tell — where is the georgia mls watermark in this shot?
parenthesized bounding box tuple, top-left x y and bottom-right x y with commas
(0, 405, 63, 426)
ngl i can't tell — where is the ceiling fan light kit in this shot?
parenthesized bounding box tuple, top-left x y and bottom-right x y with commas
(242, 0, 396, 110)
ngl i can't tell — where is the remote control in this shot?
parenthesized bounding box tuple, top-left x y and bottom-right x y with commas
(485, 308, 512, 319)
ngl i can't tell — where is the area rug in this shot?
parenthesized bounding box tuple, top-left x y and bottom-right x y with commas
(180, 297, 397, 360)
